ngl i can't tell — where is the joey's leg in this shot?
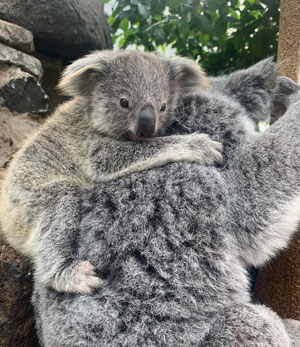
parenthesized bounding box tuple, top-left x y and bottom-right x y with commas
(203, 304, 292, 347)
(229, 78, 300, 266)
(31, 181, 101, 294)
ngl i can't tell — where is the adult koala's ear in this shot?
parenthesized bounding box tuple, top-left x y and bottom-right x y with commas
(58, 51, 111, 97)
(245, 57, 277, 90)
(167, 57, 210, 95)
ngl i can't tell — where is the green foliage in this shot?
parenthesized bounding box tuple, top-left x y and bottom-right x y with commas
(105, 0, 279, 75)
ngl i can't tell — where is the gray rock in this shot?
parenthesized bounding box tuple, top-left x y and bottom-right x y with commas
(0, 42, 43, 81)
(0, 64, 49, 114)
(0, 0, 113, 61)
(35, 53, 68, 113)
(0, 19, 34, 53)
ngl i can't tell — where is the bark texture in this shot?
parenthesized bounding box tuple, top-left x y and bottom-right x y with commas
(0, 239, 38, 347)
(0, 106, 41, 346)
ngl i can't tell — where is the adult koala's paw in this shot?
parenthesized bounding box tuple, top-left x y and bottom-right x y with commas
(271, 77, 300, 121)
(177, 132, 223, 166)
(52, 261, 102, 294)
(273, 77, 300, 107)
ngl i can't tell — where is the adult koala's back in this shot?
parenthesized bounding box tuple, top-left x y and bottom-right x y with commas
(33, 60, 300, 346)
(34, 163, 245, 346)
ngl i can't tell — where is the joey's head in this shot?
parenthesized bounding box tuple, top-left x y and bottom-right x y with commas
(59, 50, 209, 140)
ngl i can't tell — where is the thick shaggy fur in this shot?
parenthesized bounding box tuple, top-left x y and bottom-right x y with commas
(0, 51, 221, 294)
(32, 60, 300, 346)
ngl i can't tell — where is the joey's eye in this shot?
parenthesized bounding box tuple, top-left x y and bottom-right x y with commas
(160, 103, 166, 112)
(120, 98, 129, 108)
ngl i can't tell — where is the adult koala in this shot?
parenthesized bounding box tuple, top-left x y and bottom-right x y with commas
(33, 59, 300, 346)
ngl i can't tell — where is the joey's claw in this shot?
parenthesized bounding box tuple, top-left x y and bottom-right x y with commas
(52, 260, 102, 294)
(192, 133, 223, 165)
(209, 140, 223, 164)
(174, 133, 223, 166)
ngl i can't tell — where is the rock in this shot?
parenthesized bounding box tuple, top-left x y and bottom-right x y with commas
(0, 0, 113, 61)
(0, 64, 49, 114)
(35, 53, 68, 113)
(0, 106, 41, 180)
(0, 42, 43, 81)
(0, 18, 34, 53)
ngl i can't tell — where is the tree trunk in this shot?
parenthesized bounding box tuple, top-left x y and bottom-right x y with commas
(0, 106, 41, 346)
(254, 0, 300, 320)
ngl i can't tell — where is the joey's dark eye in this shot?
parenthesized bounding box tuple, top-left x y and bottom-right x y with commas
(160, 103, 166, 112)
(120, 98, 129, 108)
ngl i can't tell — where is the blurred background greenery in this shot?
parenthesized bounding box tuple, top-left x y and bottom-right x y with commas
(104, 0, 279, 75)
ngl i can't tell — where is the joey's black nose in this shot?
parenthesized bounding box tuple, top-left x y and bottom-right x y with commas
(137, 106, 156, 138)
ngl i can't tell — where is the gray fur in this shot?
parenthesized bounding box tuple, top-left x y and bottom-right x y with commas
(32, 60, 300, 346)
(0, 50, 221, 294)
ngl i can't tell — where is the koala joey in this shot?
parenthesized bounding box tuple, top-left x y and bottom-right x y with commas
(0, 50, 222, 294)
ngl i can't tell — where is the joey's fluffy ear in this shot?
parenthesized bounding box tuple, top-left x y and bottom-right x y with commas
(58, 51, 111, 97)
(167, 57, 210, 95)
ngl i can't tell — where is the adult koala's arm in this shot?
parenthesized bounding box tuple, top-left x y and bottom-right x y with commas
(230, 77, 300, 267)
(165, 59, 300, 268)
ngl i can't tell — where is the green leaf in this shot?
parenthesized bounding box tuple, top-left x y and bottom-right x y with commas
(214, 17, 227, 36)
(107, 16, 114, 26)
(124, 28, 133, 40)
(118, 37, 126, 48)
(169, 0, 182, 9)
(228, 7, 240, 20)
(138, 3, 151, 18)
(119, 10, 132, 20)
(178, 20, 189, 39)
(106, 0, 279, 76)
(153, 26, 165, 41)
(196, 14, 213, 33)
(260, 0, 272, 7)
(119, 18, 129, 31)
(186, 11, 192, 23)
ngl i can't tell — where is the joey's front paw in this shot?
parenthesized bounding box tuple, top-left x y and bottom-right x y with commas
(52, 261, 102, 294)
(182, 133, 223, 165)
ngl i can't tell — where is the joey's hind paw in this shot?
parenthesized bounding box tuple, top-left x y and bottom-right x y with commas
(52, 261, 102, 294)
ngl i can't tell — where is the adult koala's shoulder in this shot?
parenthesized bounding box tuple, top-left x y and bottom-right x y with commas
(33, 60, 300, 347)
